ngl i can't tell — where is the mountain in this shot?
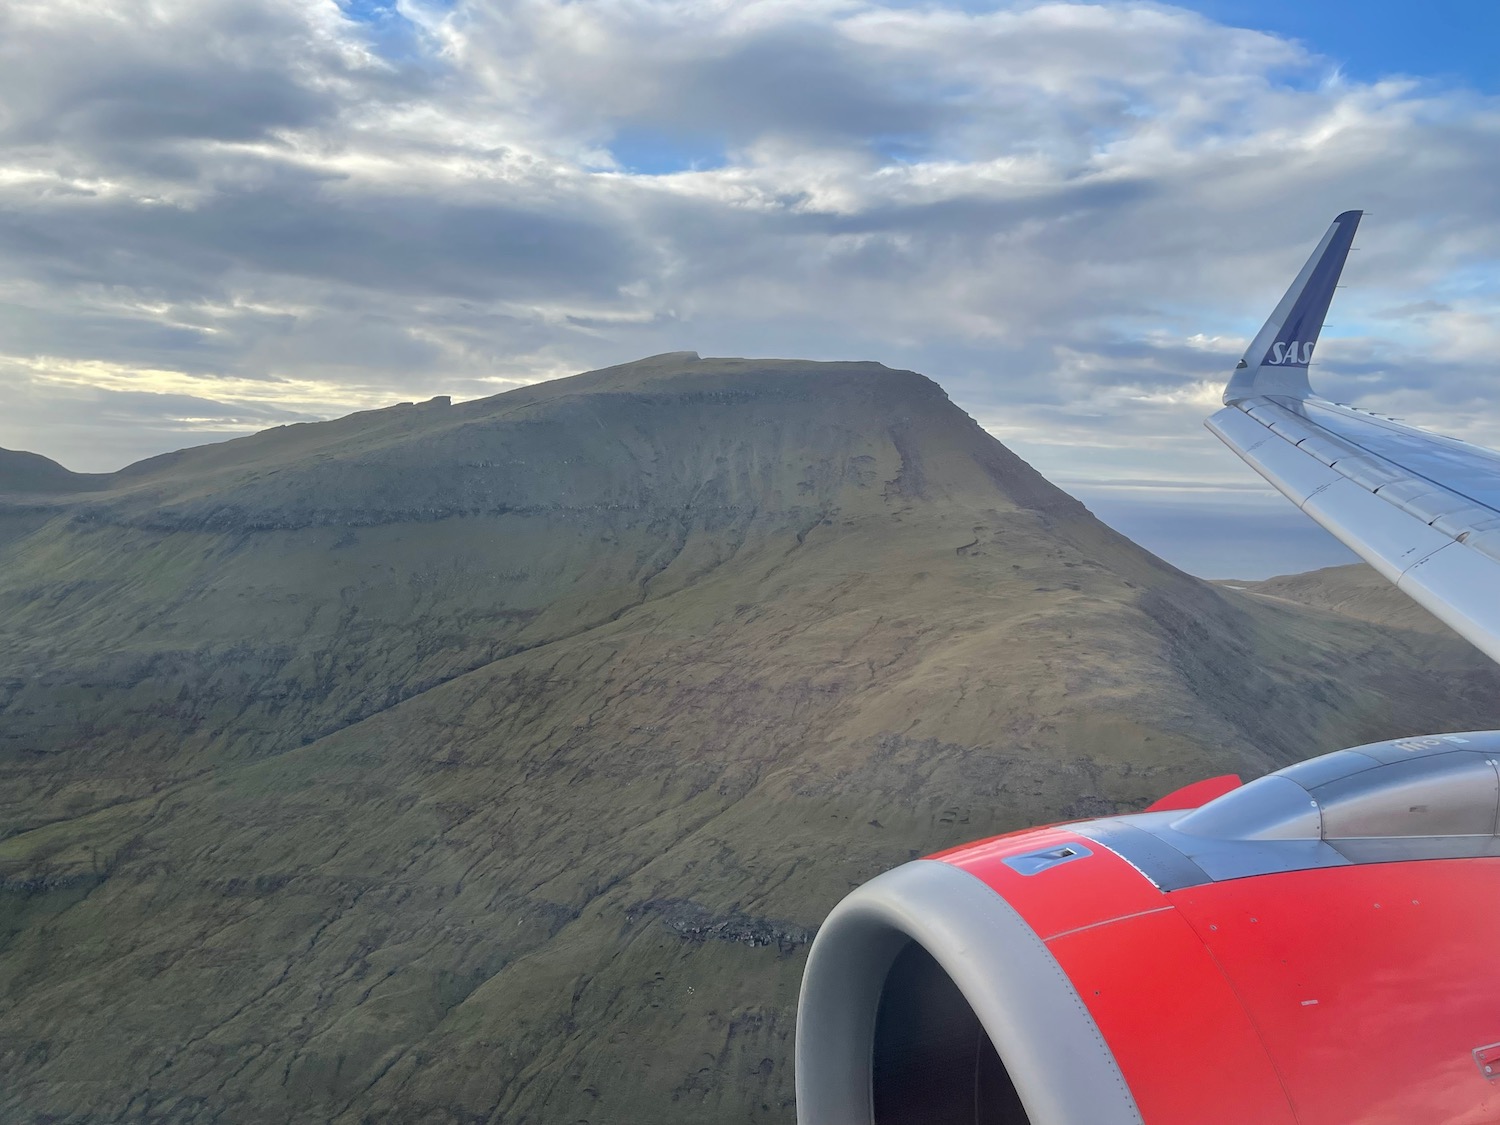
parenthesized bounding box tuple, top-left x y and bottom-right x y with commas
(3, 353, 1498, 1124)
(0, 447, 108, 495)
(1224, 563, 1457, 636)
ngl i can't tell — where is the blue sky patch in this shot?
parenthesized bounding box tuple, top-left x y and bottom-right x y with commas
(869, 132, 934, 165)
(1173, 0, 1500, 92)
(609, 127, 727, 175)
(338, 0, 452, 64)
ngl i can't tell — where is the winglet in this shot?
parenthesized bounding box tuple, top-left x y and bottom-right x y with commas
(1224, 210, 1363, 404)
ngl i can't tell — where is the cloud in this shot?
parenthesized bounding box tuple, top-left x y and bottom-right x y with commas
(1, 0, 1498, 515)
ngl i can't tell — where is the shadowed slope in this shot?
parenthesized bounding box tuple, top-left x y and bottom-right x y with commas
(2, 354, 1497, 1124)
(0, 448, 109, 495)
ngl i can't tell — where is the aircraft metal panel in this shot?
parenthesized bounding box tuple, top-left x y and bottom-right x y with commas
(1336, 453, 1408, 492)
(937, 826, 1166, 942)
(1169, 860, 1500, 1125)
(1209, 410, 1343, 506)
(1396, 542, 1500, 665)
(1298, 477, 1452, 583)
(1464, 527, 1500, 567)
(1206, 405, 1274, 455)
(1301, 399, 1500, 512)
(1294, 430, 1363, 469)
(1314, 753, 1500, 839)
(1047, 907, 1297, 1125)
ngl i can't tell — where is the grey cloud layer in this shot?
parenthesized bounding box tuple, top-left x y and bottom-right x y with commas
(2, 0, 1499, 487)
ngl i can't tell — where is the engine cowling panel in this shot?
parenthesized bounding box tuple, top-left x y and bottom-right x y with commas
(796, 732, 1500, 1124)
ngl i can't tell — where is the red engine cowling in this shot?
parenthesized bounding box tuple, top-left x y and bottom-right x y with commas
(795, 732, 1500, 1125)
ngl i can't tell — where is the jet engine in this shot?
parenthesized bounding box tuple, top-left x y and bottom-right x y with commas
(795, 731, 1500, 1125)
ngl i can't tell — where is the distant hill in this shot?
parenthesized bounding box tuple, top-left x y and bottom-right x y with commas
(0, 447, 108, 494)
(1223, 563, 1459, 637)
(3, 354, 1498, 1124)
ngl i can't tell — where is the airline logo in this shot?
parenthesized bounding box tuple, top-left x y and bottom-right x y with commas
(1266, 340, 1315, 366)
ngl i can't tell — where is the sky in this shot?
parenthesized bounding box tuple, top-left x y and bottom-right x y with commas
(3, 0, 1499, 578)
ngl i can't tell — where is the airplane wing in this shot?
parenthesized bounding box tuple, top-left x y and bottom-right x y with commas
(795, 214, 1500, 1125)
(1205, 210, 1500, 664)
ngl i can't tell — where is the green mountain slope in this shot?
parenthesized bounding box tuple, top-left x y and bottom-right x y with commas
(3, 354, 1498, 1123)
(1226, 563, 1458, 636)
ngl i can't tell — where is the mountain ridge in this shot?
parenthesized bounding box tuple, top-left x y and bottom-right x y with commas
(1223, 563, 1457, 636)
(16, 355, 1083, 532)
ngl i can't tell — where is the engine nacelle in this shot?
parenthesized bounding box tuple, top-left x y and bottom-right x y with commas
(795, 732, 1500, 1125)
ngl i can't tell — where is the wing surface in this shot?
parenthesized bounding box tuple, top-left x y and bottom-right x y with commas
(1206, 211, 1500, 664)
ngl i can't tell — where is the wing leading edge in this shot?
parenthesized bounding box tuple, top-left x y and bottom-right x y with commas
(1206, 212, 1500, 665)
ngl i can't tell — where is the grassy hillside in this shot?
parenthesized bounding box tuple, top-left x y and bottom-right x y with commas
(3, 354, 1498, 1123)
(1225, 563, 1458, 636)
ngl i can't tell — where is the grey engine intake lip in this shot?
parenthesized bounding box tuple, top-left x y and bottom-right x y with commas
(795, 858, 1144, 1125)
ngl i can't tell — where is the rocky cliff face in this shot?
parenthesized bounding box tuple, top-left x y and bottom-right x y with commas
(3, 353, 1498, 1124)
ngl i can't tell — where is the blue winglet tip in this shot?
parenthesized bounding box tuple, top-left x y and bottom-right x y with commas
(1223, 210, 1366, 405)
